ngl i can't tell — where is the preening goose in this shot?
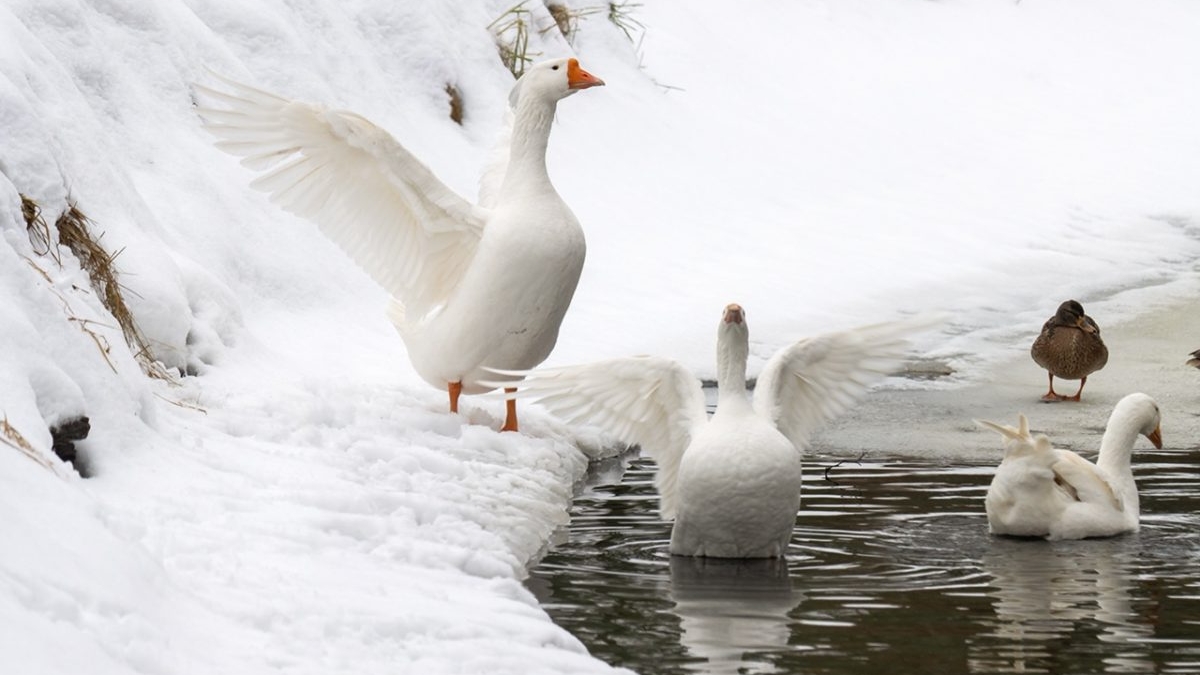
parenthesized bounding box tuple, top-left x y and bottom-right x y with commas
(195, 58, 604, 431)
(978, 392, 1163, 540)
(495, 304, 927, 558)
(1030, 300, 1108, 402)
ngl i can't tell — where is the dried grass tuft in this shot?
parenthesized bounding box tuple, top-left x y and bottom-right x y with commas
(605, 1, 645, 42)
(1, 415, 54, 471)
(545, 2, 578, 41)
(489, 2, 540, 78)
(22, 193, 60, 263)
(22, 197, 175, 382)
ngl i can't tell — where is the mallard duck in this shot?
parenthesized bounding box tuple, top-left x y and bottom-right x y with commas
(1186, 350, 1200, 369)
(492, 304, 927, 558)
(195, 58, 604, 431)
(977, 393, 1162, 540)
(1030, 300, 1107, 402)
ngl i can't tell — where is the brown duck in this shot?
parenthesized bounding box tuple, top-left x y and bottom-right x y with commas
(1030, 300, 1108, 402)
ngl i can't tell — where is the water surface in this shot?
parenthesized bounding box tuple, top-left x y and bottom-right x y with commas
(526, 452, 1200, 674)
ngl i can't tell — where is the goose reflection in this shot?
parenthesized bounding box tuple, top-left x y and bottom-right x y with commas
(668, 556, 803, 674)
(970, 536, 1153, 674)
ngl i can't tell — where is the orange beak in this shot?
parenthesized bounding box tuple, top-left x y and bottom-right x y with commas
(1146, 425, 1163, 449)
(567, 58, 605, 90)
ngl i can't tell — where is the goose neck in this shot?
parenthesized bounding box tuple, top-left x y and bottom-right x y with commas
(1096, 411, 1141, 476)
(503, 97, 557, 190)
(716, 330, 750, 408)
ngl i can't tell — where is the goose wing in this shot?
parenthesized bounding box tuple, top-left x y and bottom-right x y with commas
(1051, 450, 1123, 511)
(753, 320, 921, 451)
(195, 73, 486, 317)
(494, 357, 708, 519)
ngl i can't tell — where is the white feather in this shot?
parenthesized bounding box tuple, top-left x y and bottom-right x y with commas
(980, 393, 1163, 540)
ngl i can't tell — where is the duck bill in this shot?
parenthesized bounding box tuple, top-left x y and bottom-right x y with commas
(567, 59, 605, 90)
(1146, 425, 1163, 449)
(1075, 316, 1097, 333)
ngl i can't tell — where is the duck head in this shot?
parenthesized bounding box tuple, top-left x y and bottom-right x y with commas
(1053, 299, 1099, 334)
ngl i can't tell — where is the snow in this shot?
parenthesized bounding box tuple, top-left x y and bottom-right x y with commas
(2, 0, 1199, 673)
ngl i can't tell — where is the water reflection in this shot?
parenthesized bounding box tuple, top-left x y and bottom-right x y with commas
(668, 557, 801, 674)
(528, 453, 1200, 675)
(973, 537, 1151, 673)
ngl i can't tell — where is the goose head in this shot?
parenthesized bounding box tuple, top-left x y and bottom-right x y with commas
(1111, 392, 1163, 449)
(508, 57, 605, 108)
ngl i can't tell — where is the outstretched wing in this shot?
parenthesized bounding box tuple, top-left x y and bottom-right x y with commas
(753, 319, 929, 451)
(492, 356, 709, 520)
(195, 73, 487, 318)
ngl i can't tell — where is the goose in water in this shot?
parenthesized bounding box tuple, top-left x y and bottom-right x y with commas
(494, 303, 927, 558)
(978, 392, 1162, 540)
(1030, 300, 1108, 402)
(195, 58, 604, 431)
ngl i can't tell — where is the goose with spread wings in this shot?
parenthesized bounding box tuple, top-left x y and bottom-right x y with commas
(195, 58, 604, 431)
(495, 303, 927, 558)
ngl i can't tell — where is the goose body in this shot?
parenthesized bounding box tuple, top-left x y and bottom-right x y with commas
(196, 58, 604, 430)
(499, 304, 925, 558)
(979, 393, 1162, 540)
(1030, 300, 1108, 401)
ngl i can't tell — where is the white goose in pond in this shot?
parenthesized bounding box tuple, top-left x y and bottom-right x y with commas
(496, 304, 926, 558)
(195, 58, 604, 431)
(978, 393, 1163, 540)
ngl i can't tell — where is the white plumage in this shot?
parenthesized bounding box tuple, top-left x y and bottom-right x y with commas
(195, 58, 604, 430)
(496, 304, 927, 558)
(978, 392, 1163, 540)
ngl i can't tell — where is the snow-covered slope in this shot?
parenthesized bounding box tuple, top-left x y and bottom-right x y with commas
(2, 1, 1199, 673)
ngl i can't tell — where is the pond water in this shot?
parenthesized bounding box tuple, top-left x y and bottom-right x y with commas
(526, 450, 1200, 675)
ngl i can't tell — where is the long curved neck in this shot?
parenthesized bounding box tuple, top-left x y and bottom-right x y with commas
(501, 96, 558, 194)
(1096, 408, 1142, 477)
(1096, 408, 1143, 521)
(716, 326, 751, 410)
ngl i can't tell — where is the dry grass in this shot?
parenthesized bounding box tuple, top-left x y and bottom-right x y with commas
(22, 194, 60, 263)
(1, 415, 55, 471)
(21, 196, 176, 381)
(489, 2, 539, 78)
(545, 2, 578, 41)
(605, 1, 645, 42)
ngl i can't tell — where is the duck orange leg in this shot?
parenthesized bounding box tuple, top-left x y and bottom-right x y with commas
(1064, 376, 1087, 402)
(448, 381, 463, 413)
(1041, 373, 1066, 402)
(501, 388, 519, 432)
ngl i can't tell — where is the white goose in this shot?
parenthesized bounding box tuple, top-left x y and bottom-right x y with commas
(978, 392, 1163, 540)
(497, 303, 925, 558)
(195, 58, 604, 431)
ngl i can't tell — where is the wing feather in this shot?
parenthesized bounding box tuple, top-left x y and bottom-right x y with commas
(753, 318, 933, 450)
(491, 357, 708, 519)
(1051, 450, 1122, 511)
(195, 73, 486, 318)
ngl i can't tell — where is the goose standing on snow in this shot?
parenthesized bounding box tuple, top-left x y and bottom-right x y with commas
(195, 58, 604, 431)
(978, 392, 1163, 540)
(1030, 300, 1108, 402)
(494, 304, 926, 558)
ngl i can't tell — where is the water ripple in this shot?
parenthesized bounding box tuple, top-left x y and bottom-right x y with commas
(527, 451, 1200, 675)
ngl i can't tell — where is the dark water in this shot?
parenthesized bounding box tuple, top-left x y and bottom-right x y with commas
(526, 451, 1200, 675)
